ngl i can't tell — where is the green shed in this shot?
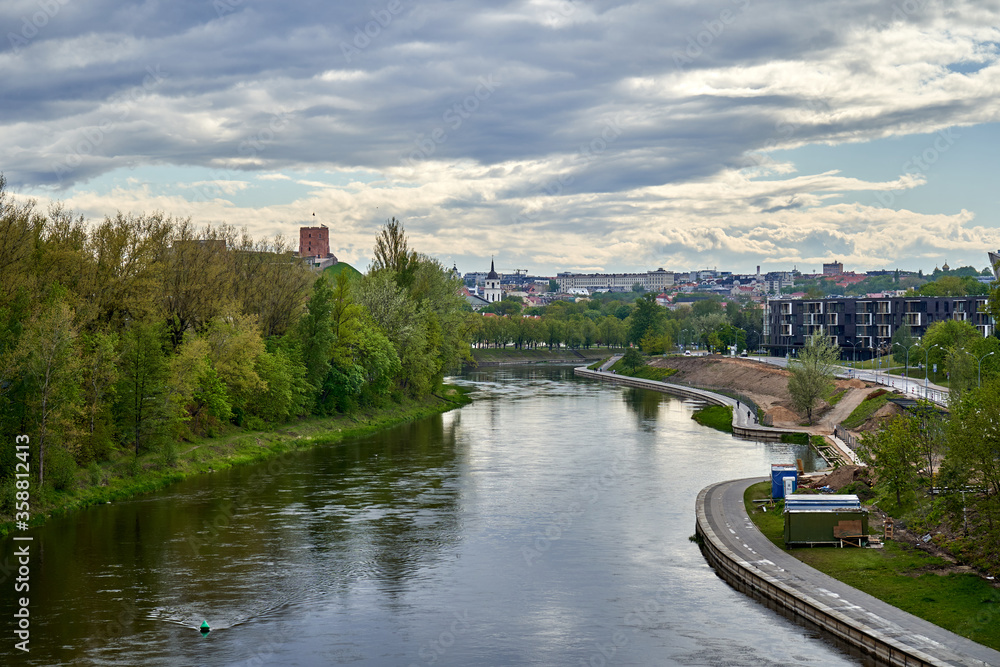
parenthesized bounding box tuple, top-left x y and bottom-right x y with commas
(783, 495, 869, 547)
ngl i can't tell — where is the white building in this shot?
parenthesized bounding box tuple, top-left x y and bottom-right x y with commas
(484, 259, 502, 303)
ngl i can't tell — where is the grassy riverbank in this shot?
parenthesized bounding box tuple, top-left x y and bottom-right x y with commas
(692, 405, 733, 433)
(744, 482, 1000, 650)
(1, 387, 472, 538)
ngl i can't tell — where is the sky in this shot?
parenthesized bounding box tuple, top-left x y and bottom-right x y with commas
(3, 0, 1000, 276)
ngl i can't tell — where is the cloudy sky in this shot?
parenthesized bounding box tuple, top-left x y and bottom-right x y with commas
(4, 0, 1000, 276)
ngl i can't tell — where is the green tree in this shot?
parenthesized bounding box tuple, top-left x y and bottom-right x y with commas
(79, 330, 120, 462)
(858, 414, 922, 508)
(628, 293, 664, 345)
(18, 299, 81, 485)
(787, 333, 838, 424)
(370, 217, 418, 288)
(622, 347, 644, 373)
(116, 319, 171, 457)
(946, 379, 1000, 530)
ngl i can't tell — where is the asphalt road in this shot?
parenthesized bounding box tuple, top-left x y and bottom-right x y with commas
(699, 477, 1000, 666)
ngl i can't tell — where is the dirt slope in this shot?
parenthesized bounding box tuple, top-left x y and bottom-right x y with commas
(649, 356, 875, 429)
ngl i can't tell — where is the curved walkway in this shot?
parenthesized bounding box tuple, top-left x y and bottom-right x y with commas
(697, 477, 1000, 666)
(574, 366, 860, 464)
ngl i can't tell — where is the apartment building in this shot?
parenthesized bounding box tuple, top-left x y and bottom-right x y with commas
(764, 295, 995, 358)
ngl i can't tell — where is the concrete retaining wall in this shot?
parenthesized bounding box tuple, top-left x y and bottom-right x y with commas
(695, 483, 948, 667)
(573, 367, 808, 443)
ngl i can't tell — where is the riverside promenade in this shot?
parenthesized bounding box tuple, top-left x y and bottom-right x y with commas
(574, 365, 860, 464)
(697, 477, 1000, 667)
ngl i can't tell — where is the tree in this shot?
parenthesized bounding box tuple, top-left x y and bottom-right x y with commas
(946, 378, 1000, 530)
(370, 217, 418, 288)
(116, 319, 172, 457)
(787, 333, 838, 424)
(628, 293, 664, 345)
(79, 330, 119, 462)
(622, 347, 644, 373)
(858, 414, 923, 508)
(18, 299, 81, 485)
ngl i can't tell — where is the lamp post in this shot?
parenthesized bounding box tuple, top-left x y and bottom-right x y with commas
(894, 341, 916, 395)
(923, 343, 942, 399)
(852, 340, 864, 370)
(977, 350, 995, 388)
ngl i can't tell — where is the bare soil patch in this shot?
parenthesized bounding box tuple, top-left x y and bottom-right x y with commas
(651, 356, 875, 428)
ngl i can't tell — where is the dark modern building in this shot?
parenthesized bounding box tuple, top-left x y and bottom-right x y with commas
(764, 295, 995, 358)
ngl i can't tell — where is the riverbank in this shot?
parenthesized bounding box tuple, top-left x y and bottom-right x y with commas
(470, 347, 607, 365)
(696, 477, 1000, 665)
(0, 386, 472, 538)
(742, 481, 1000, 652)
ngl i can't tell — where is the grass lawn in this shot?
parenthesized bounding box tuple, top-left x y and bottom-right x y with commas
(841, 388, 894, 429)
(607, 358, 679, 382)
(692, 405, 733, 433)
(744, 482, 1000, 650)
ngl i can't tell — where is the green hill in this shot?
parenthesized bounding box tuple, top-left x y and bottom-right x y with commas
(323, 262, 363, 280)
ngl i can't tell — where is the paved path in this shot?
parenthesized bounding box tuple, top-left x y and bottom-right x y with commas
(699, 477, 1000, 666)
(575, 367, 861, 464)
(749, 355, 949, 406)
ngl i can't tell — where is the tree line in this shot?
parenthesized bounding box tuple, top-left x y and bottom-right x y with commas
(473, 291, 764, 355)
(0, 179, 469, 497)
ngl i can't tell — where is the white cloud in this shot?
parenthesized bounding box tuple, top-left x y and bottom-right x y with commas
(4, 0, 1000, 273)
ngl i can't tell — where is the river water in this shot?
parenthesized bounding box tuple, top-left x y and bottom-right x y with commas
(1, 365, 861, 666)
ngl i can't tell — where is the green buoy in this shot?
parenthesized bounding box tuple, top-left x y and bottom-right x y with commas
(200, 621, 210, 635)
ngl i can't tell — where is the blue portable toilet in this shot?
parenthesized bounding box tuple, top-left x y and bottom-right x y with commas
(771, 463, 798, 499)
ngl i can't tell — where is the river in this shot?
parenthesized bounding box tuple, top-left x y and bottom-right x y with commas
(1, 365, 863, 666)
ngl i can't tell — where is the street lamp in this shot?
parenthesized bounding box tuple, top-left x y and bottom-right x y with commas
(894, 341, 917, 394)
(923, 343, 942, 399)
(977, 351, 995, 388)
(852, 340, 864, 369)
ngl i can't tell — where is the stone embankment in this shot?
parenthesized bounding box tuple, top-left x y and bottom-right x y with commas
(696, 478, 1000, 667)
(573, 367, 858, 464)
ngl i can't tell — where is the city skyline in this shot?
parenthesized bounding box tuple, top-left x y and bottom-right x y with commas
(3, 2, 1000, 275)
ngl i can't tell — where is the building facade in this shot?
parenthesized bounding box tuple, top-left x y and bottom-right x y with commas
(556, 269, 674, 293)
(764, 295, 995, 358)
(822, 261, 844, 276)
(297, 225, 338, 270)
(484, 259, 502, 303)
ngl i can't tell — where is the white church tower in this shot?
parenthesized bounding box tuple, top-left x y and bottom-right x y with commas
(484, 258, 502, 303)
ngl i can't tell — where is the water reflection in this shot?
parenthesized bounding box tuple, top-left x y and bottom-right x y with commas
(1, 364, 852, 666)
